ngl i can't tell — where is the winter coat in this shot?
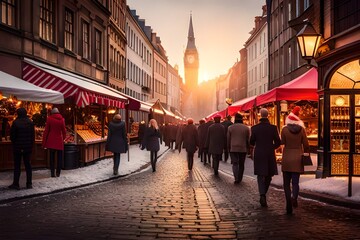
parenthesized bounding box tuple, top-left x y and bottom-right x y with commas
(180, 124, 199, 153)
(138, 123, 146, 143)
(227, 123, 250, 153)
(42, 113, 66, 150)
(206, 122, 226, 155)
(250, 118, 281, 176)
(169, 125, 178, 141)
(142, 127, 161, 152)
(281, 124, 310, 173)
(10, 113, 35, 153)
(197, 122, 207, 150)
(106, 119, 128, 154)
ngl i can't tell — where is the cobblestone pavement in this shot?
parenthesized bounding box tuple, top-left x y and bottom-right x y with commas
(0, 151, 359, 239)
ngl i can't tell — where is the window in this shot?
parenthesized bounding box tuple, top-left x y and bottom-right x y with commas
(64, 8, 73, 51)
(288, 3, 291, 21)
(1, 0, 16, 27)
(304, 0, 310, 10)
(296, 0, 300, 17)
(288, 46, 292, 72)
(95, 29, 102, 65)
(81, 21, 89, 59)
(40, 0, 54, 42)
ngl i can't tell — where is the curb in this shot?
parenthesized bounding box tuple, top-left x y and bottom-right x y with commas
(0, 148, 170, 205)
(271, 184, 360, 210)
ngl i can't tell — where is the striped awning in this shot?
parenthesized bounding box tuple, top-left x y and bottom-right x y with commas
(22, 58, 127, 108)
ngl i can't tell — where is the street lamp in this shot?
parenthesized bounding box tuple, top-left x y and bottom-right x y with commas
(225, 98, 232, 117)
(296, 21, 321, 65)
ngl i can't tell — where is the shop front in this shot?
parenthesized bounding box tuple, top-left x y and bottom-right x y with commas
(318, 58, 360, 195)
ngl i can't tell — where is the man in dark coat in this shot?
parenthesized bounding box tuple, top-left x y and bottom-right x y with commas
(178, 118, 199, 170)
(106, 114, 128, 175)
(205, 115, 225, 175)
(9, 108, 35, 190)
(138, 120, 146, 148)
(250, 108, 281, 207)
(221, 115, 233, 162)
(169, 123, 178, 150)
(203, 118, 214, 165)
(197, 119, 206, 162)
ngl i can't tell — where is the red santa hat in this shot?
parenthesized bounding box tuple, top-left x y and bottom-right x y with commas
(285, 107, 304, 127)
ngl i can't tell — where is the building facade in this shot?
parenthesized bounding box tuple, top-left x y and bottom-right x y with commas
(229, 48, 248, 103)
(267, 0, 311, 89)
(245, 6, 268, 97)
(167, 64, 182, 114)
(108, 0, 127, 92)
(311, 0, 360, 182)
(126, 8, 153, 103)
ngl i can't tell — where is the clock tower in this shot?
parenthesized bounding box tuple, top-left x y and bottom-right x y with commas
(183, 14, 200, 120)
(184, 14, 199, 89)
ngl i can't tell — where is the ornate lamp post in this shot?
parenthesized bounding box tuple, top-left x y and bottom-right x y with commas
(296, 21, 321, 65)
(225, 98, 232, 117)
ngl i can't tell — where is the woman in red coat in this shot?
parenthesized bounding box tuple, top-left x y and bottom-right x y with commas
(42, 108, 66, 177)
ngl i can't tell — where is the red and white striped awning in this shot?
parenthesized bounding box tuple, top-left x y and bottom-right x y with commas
(22, 58, 127, 108)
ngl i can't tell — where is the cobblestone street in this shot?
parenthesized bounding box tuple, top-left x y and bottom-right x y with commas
(0, 150, 359, 239)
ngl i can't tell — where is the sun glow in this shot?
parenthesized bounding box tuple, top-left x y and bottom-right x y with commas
(199, 69, 209, 84)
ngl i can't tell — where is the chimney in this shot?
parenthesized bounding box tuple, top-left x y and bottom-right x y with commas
(255, 16, 262, 30)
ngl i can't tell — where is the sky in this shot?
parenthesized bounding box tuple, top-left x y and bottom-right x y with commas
(127, 0, 266, 83)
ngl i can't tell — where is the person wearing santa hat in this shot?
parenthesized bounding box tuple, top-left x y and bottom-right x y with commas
(281, 106, 310, 215)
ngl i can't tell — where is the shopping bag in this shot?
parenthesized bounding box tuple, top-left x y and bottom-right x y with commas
(302, 155, 313, 166)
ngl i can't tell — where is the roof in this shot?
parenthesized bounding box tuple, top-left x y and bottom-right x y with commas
(0, 70, 64, 104)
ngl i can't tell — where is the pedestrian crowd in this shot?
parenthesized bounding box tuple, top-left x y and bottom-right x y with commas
(6, 104, 309, 215)
(143, 105, 309, 215)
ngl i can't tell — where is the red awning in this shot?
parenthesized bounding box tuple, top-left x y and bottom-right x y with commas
(256, 67, 318, 106)
(22, 58, 127, 108)
(205, 109, 226, 120)
(227, 96, 257, 115)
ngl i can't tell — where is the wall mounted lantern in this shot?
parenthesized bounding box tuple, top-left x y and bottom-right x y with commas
(296, 21, 321, 65)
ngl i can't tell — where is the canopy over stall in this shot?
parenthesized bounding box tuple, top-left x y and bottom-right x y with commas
(205, 109, 226, 120)
(227, 95, 257, 115)
(0, 70, 64, 104)
(256, 67, 318, 106)
(22, 58, 127, 108)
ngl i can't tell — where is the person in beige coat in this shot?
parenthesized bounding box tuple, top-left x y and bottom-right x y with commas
(227, 113, 250, 184)
(281, 106, 309, 215)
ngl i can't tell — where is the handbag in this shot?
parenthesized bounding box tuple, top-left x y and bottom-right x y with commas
(302, 154, 313, 166)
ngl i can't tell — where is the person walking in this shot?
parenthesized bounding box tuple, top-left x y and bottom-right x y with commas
(221, 115, 233, 162)
(280, 106, 309, 215)
(8, 108, 35, 190)
(205, 115, 226, 175)
(138, 120, 146, 148)
(227, 113, 250, 184)
(203, 118, 214, 165)
(197, 119, 207, 162)
(250, 108, 281, 207)
(178, 118, 199, 170)
(142, 119, 162, 172)
(106, 114, 128, 175)
(42, 107, 66, 178)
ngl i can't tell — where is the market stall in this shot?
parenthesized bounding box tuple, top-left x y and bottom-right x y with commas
(21, 58, 128, 167)
(0, 70, 64, 170)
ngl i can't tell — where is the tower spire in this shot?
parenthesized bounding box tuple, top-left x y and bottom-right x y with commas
(186, 13, 196, 50)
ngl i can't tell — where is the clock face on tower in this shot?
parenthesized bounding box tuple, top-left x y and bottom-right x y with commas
(187, 54, 195, 64)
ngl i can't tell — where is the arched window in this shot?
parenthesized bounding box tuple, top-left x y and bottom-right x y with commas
(329, 59, 360, 89)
